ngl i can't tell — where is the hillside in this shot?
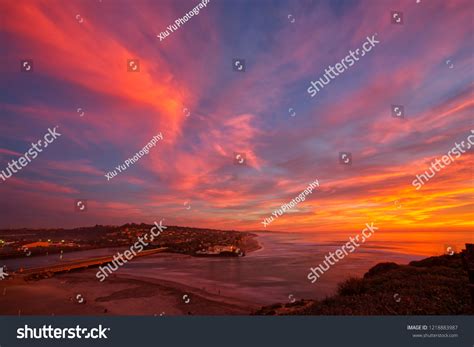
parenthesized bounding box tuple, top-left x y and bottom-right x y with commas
(255, 253, 473, 315)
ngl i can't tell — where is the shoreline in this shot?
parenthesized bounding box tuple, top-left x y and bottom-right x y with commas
(1, 237, 472, 316)
(0, 236, 264, 316)
(0, 267, 260, 316)
(1, 229, 262, 262)
(255, 251, 474, 315)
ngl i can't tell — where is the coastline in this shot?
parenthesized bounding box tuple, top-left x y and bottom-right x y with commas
(1, 236, 472, 316)
(0, 267, 260, 316)
(241, 233, 262, 253)
(0, 236, 264, 316)
(254, 252, 474, 315)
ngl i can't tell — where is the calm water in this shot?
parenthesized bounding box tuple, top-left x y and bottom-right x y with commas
(3, 231, 472, 305)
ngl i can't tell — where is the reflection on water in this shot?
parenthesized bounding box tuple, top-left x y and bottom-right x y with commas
(3, 231, 472, 305)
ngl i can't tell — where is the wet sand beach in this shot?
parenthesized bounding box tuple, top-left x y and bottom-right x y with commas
(0, 268, 259, 315)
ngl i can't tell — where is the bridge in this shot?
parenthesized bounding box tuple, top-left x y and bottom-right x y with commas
(17, 247, 168, 276)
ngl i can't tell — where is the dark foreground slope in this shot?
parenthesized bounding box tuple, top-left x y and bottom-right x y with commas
(255, 253, 473, 315)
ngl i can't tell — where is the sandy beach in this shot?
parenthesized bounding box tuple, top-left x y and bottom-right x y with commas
(0, 266, 260, 316)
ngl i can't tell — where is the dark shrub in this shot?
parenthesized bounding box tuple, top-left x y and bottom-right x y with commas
(364, 262, 399, 278)
(337, 277, 367, 296)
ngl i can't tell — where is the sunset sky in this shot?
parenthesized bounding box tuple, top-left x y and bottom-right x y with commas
(0, 0, 472, 233)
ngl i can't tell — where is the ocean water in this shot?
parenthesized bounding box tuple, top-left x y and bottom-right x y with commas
(111, 230, 473, 304)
